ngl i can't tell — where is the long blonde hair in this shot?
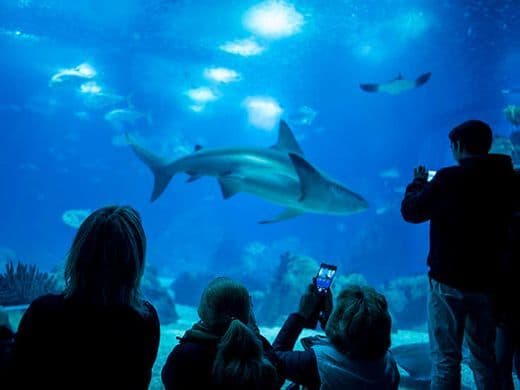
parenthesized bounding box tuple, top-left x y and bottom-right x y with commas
(64, 205, 146, 313)
(213, 320, 279, 389)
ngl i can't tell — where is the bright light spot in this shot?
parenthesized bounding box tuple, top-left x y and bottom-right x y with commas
(220, 38, 265, 56)
(186, 87, 218, 103)
(244, 96, 283, 130)
(80, 81, 102, 94)
(204, 67, 241, 83)
(76, 63, 96, 78)
(15, 30, 21, 36)
(353, 41, 387, 62)
(244, 1, 304, 39)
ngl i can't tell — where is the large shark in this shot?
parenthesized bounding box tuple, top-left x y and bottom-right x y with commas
(128, 121, 368, 223)
(360, 72, 431, 95)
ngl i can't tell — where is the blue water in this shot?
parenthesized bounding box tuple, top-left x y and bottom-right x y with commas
(0, 0, 519, 287)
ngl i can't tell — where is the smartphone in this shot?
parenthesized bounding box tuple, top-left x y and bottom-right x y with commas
(427, 170, 437, 182)
(315, 263, 337, 293)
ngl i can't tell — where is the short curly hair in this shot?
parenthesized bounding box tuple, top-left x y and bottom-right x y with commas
(325, 285, 391, 359)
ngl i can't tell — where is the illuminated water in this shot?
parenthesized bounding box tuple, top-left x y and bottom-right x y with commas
(0, 0, 519, 387)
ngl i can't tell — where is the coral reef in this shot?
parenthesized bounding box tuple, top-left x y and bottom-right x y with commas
(141, 265, 179, 324)
(504, 105, 520, 127)
(380, 274, 428, 329)
(0, 261, 59, 306)
(332, 273, 368, 293)
(171, 271, 214, 307)
(257, 252, 319, 325)
(491, 135, 514, 158)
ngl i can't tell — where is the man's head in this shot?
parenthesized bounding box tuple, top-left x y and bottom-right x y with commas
(449, 120, 493, 162)
(325, 284, 391, 359)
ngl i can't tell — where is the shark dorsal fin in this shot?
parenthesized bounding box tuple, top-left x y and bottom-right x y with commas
(194, 144, 203, 152)
(289, 153, 327, 201)
(271, 120, 304, 155)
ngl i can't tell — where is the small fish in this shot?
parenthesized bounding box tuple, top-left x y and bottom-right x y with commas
(75, 111, 90, 120)
(104, 108, 151, 130)
(83, 92, 125, 109)
(289, 106, 318, 126)
(50, 63, 96, 84)
(360, 72, 431, 95)
(502, 88, 520, 96)
(62, 209, 91, 229)
(379, 168, 400, 179)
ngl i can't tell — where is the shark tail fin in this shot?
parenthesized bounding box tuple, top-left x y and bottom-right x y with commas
(360, 83, 379, 93)
(415, 72, 431, 87)
(126, 134, 173, 202)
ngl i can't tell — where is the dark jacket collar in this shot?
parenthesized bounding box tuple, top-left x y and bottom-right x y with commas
(458, 153, 513, 172)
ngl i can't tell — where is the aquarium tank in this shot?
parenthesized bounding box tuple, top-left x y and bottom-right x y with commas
(0, 0, 519, 388)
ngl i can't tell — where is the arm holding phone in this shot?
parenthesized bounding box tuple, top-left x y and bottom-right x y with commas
(271, 264, 335, 388)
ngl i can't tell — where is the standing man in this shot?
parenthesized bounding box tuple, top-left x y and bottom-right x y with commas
(401, 120, 517, 390)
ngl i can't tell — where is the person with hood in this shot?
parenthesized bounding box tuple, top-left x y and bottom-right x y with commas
(401, 120, 518, 389)
(161, 277, 280, 390)
(272, 283, 399, 389)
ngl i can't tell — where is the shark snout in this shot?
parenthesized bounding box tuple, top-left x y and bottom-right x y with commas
(353, 194, 369, 211)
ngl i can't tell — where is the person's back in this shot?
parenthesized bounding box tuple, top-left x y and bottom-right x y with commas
(420, 153, 515, 291)
(11, 294, 159, 389)
(401, 120, 517, 389)
(302, 336, 398, 390)
(8, 206, 160, 390)
(273, 284, 399, 390)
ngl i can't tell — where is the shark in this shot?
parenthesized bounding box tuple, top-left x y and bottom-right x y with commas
(360, 72, 431, 95)
(128, 120, 368, 223)
(50, 63, 96, 85)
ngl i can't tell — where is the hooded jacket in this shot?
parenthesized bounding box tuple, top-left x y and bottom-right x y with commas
(161, 322, 280, 389)
(401, 154, 518, 292)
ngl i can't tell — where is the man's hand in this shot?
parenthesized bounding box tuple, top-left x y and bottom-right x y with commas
(414, 165, 428, 181)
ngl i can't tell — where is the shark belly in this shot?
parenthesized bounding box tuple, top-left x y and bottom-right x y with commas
(231, 171, 305, 209)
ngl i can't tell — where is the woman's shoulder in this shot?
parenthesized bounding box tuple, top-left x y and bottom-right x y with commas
(28, 293, 66, 312)
(141, 300, 160, 325)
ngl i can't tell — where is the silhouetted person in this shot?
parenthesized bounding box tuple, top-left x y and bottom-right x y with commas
(8, 206, 160, 389)
(0, 309, 14, 384)
(496, 164, 520, 390)
(401, 120, 518, 389)
(161, 277, 280, 390)
(273, 284, 399, 390)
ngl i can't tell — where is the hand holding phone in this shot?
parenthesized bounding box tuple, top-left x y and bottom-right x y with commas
(315, 263, 337, 294)
(299, 263, 337, 329)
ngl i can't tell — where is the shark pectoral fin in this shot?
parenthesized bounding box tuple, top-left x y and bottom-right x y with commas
(218, 177, 241, 199)
(270, 120, 304, 155)
(288, 153, 324, 201)
(360, 83, 379, 93)
(186, 174, 202, 183)
(415, 72, 431, 87)
(259, 208, 304, 224)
